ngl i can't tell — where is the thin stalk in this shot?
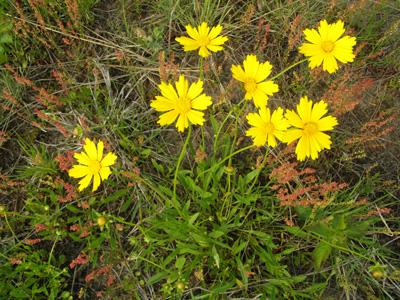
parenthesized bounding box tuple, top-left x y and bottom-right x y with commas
(173, 124, 192, 209)
(4, 213, 20, 243)
(247, 147, 269, 194)
(270, 58, 309, 81)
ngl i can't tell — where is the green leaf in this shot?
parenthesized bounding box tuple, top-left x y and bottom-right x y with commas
(208, 231, 224, 238)
(284, 226, 308, 238)
(120, 198, 133, 213)
(90, 235, 105, 249)
(140, 148, 151, 158)
(305, 222, 330, 238)
(151, 158, 164, 174)
(244, 169, 258, 185)
(212, 245, 220, 268)
(0, 34, 12, 44)
(175, 256, 186, 270)
(66, 204, 83, 213)
(188, 213, 199, 225)
(312, 242, 332, 271)
(210, 115, 219, 134)
(147, 270, 169, 285)
(233, 241, 247, 255)
(102, 189, 126, 204)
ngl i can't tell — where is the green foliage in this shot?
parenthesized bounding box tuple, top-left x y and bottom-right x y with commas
(0, 0, 399, 299)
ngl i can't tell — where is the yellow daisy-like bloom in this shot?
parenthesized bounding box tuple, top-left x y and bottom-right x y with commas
(231, 55, 279, 108)
(283, 96, 338, 161)
(299, 20, 356, 73)
(69, 138, 117, 192)
(246, 106, 290, 147)
(175, 22, 228, 57)
(150, 74, 212, 132)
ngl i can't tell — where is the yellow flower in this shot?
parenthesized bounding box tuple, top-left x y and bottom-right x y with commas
(231, 55, 279, 108)
(69, 138, 117, 191)
(283, 96, 338, 161)
(150, 74, 212, 132)
(246, 106, 289, 147)
(175, 22, 228, 57)
(299, 20, 356, 73)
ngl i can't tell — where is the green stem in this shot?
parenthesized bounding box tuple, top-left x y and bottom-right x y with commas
(173, 124, 192, 209)
(4, 213, 20, 243)
(114, 171, 169, 204)
(201, 125, 205, 151)
(229, 99, 248, 166)
(196, 145, 254, 181)
(48, 237, 58, 264)
(199, 56, 204, 81)
(247, 147, 269, 194)
(270, 58, 309, 81)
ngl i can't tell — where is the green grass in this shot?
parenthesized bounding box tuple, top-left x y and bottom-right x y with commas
(1, 0, 400, 299)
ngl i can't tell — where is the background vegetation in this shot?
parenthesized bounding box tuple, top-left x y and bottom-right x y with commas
(1, 0, 399, 299)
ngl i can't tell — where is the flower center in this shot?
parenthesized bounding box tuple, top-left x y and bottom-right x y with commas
(198, 36, 210, 47)
(88, 160, 101, 174)
(264, 122, 275, 134)
(244, 79, 257, 93)
(303, 122, 318, 136)
(176, 96, 192, 114)
(322, 41, 335, 53)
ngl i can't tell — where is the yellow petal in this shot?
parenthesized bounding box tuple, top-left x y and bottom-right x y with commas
(208, 25, 223, 40)
(231, 65, 246, 82)
(159, 82, 179, 102)
(317, 115, 338, 131)
(101, 152, 117, 167)
(74, 152, 90, 165)
(252, 89, 269, 108)
(323, 53, 338, 73)
(191, 94, 212, 110)
(97, 141, 104, 161)
(254, 61, 272, 83)
(78, 173, 92, 191)
(246, 127, 267, 147)
(257, 81, 279, 96)
(92, 173, 101, 192)
(158, 109, 179, 126)
(285, 109, 304, 129)
(187, 80, 204, 100)
(328, 20, 345, 42)
(198, 46, 210, 57)
(176, 36, 199, 51)
(99, 166, 112, 181)
(209, 35, 228, 46)
(186, 24, 200, 40)
(187, 110, 205, 126)
(151, 96, 175, 112)
(310, 100, 328, 123)
(83, 138, 97, 161)
(176, 75, 188, 98)
(176, 113, 189, 132)
(303, 28, 323, 45)
(283, 129, 303, 144)
(69, 165, 90, 178)
(243, 55, 258, 79)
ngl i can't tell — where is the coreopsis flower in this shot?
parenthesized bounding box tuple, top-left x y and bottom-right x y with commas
(283, 96, 338, 161)
(150, 74, 212, 132)
(231, 55, 279, 107)
(246, 106, 289, 147)
(299, 20, 356, 73)
(69, 138, 117, 191)
(175, 22, 228, 57)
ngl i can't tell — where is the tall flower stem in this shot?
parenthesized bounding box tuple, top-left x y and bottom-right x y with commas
(247, 148, 269, 194)
(228, 99, 248, 166)
(173, 124, 192, 208)
(270, 58, 309, 80)
(199, 56, 204, 81)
